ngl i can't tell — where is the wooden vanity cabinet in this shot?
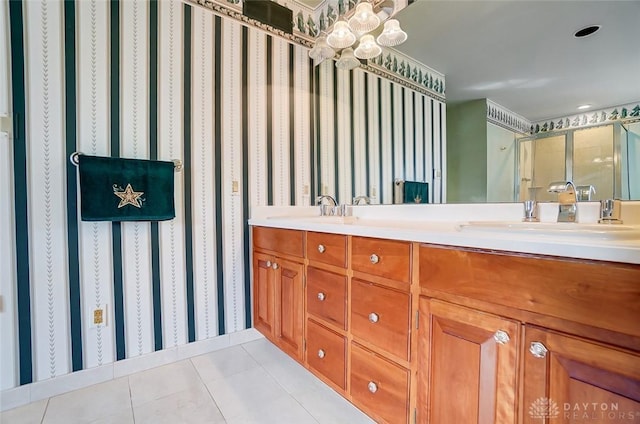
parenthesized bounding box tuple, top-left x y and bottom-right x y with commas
(417, 298, 519, 424)
(418, 243, 640, 424)
(252, 227, 304, 360)
(253, 226, 640, 424)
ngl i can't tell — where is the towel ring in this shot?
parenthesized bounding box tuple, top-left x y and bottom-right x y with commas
(69, 152, 183, 172)
(70, 152, 81, 166)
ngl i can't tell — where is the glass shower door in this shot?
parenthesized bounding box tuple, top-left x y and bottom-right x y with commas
(572, 126, 614, 200)
(530, 134, 566, 202)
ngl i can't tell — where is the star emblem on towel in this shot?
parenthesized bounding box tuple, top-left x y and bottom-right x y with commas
(114, 184, 144, 208)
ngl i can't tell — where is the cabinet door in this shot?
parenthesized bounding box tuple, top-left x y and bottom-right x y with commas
(522, 326, 640, 424)
(275, 258, 304, 360)
(253, 252, 275, 339)
(418, 298, 519, 424)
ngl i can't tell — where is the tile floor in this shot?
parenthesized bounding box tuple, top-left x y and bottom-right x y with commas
(0, 338, 376, 424)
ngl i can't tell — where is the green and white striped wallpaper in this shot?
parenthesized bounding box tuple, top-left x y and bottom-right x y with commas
(0, 0, 445, 393)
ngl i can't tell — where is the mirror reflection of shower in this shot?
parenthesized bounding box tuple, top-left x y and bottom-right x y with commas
(622, 121, 640, 199)
(516, 119, 640, 202)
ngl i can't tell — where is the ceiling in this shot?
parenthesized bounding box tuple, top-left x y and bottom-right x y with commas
(392, 0, 640, 122)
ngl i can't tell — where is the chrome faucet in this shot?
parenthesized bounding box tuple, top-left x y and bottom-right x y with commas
(316, 195, 338, 216)
(576, 185, 596, 201)
(353, 195, 370, 205)
(547, 181, 578, 222)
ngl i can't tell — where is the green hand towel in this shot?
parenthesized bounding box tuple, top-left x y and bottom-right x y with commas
(403, 181, 429, 204)
(78, 155, 176, 222)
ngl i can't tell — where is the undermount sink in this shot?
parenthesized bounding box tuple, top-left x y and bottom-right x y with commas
(457, 221, 640, 240)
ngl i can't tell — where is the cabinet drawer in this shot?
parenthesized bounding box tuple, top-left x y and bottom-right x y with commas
(306, 319, 346, 390)
(350, 343, 409, 424)
(307, 267, 347, 329)
(253, 227, 304, 258)
(419, 244, 640, 341)
(307, 232, 347, 268)
(351, 279, 411, 361)
(352, 236, 411, 283)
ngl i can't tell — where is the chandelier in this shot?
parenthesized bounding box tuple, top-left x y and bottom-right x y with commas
(308, 0, 407, 70)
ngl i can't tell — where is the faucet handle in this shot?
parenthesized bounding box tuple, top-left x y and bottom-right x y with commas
(523, 200, 539, 222)
(353, 195, 371, 205)
(599, 199, 623, 224)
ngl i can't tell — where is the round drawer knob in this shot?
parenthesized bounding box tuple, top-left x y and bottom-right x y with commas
(266, 260, 272, 267)
(529, 341, 548, 358)
(318, 244, 326, 253)
(368, 381, 378, 393)
(368, 312, 379, 323)
(317, 349, 325, 359)
(369, 254, 379, 264)
(272, 262, 279, 270)
(493, 330, 510, 345)
(317, 292, 326, 301)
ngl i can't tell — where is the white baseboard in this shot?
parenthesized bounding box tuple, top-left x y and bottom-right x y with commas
(0, 328, 264, 412)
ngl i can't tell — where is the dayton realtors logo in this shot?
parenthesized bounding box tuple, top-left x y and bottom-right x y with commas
(529, 398, 640, 420)
(529, 397, 560, 419)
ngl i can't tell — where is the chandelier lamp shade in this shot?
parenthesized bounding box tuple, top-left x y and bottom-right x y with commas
(376, 19, 407, 46)
(354, 34, 382, 60)
(308, 0, 407, 68)
(348, 2, 380, 33)
(327, 21, 356, 49)
(308, 34, 336, 64)
(335, 48, 361, 69)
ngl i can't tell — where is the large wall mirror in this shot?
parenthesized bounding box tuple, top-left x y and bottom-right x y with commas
(312, 61, 446, 206)
(517, 119, 640, 202)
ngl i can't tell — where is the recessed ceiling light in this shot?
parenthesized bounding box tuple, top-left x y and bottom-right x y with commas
(577, 104, 592, 110)
(574, 25, 601, 38)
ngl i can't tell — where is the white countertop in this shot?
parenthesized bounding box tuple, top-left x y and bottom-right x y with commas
(249, 203, 640, 265)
